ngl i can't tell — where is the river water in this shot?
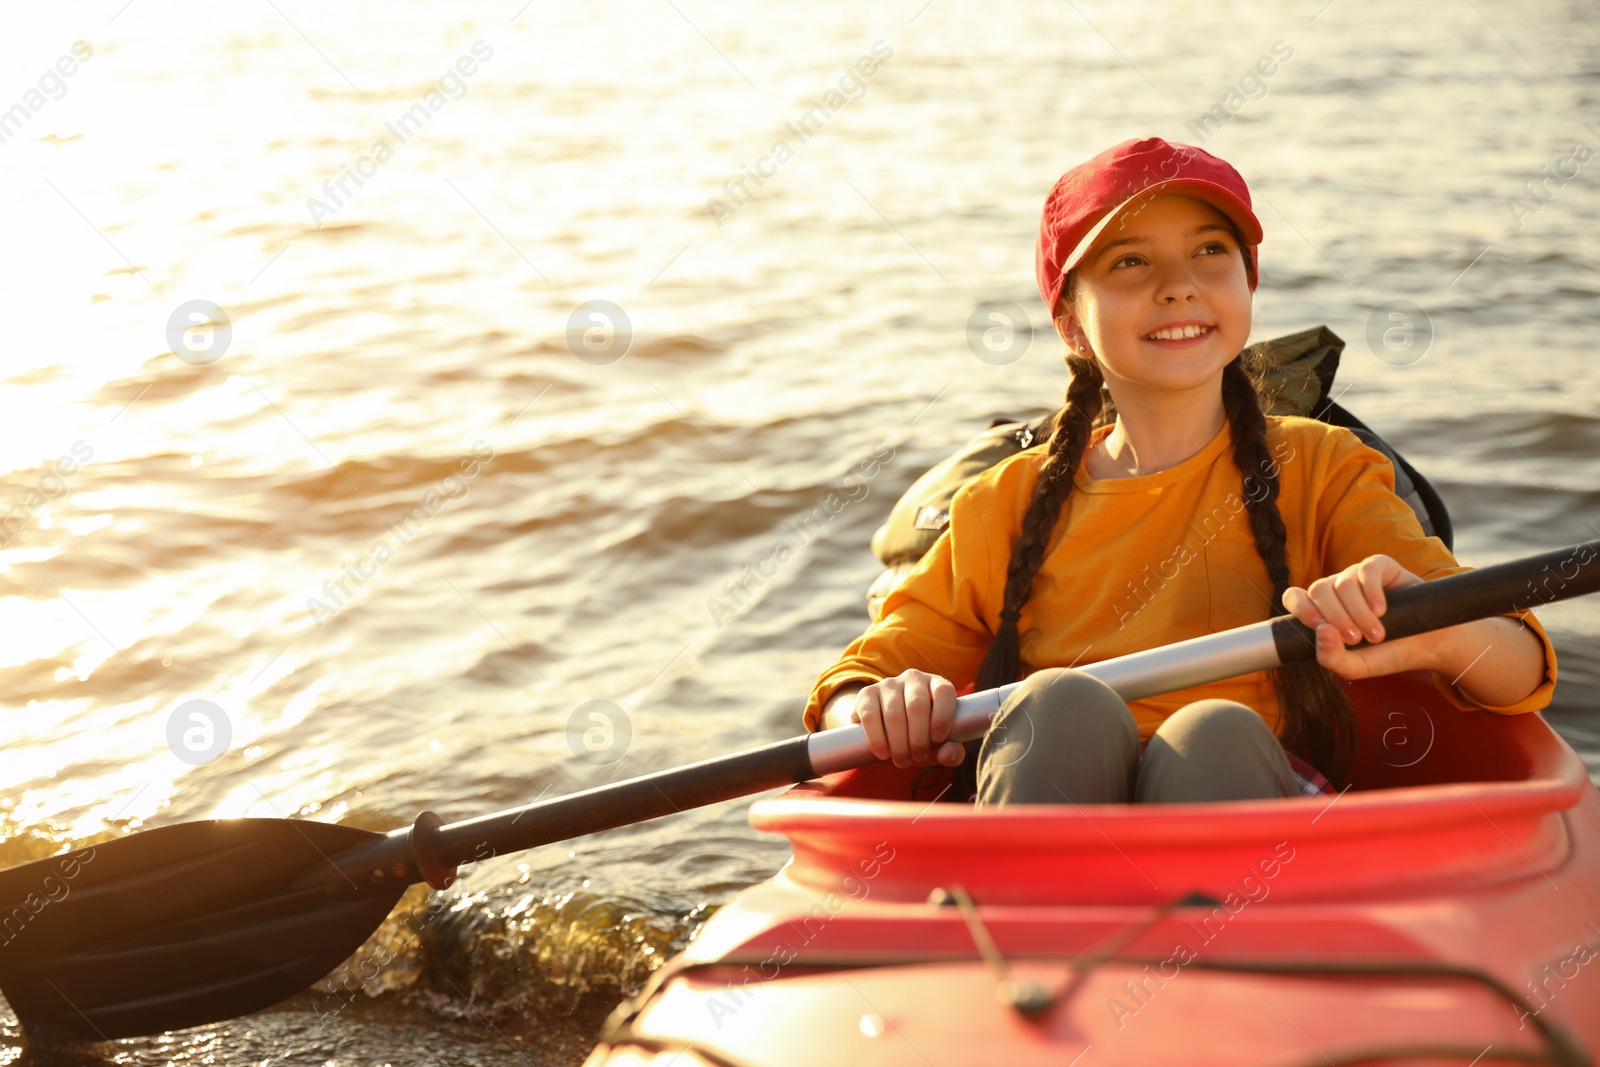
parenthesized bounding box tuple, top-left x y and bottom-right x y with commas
(1, 0, 1597, 1062)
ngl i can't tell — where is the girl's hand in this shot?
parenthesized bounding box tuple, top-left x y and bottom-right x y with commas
(1281, 554, 1449, 680)
(851, 669, 966, 769)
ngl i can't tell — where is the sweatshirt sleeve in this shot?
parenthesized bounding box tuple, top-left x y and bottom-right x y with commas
(1312, 428, 1557, 715)
(800, 469, 1010, 732)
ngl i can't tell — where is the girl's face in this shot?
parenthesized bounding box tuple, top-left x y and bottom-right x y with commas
(1055, 193, 1252, 400)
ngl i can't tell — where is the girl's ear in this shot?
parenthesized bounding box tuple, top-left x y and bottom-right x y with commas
(1052, 312, 1091, 358)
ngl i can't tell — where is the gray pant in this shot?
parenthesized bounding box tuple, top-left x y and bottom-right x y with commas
(976, 667, 1301, 806)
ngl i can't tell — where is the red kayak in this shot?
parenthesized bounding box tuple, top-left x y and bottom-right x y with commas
(586, 671, 1600, 1066)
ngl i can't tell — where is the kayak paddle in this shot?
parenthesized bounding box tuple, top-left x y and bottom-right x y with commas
(3, 539, 1596, 1040)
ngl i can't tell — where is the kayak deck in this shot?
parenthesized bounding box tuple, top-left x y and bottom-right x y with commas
(587, 672, 1600, 1065)
(598, 957, 1573, 1067)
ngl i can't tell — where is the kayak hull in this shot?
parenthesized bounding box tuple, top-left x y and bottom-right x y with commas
(586, 673, 1600, 1066)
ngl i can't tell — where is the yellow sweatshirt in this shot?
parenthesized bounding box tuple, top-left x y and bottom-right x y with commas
(802, 415, 1557, 735)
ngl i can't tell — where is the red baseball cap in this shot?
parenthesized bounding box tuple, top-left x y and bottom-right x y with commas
(1035, 137, 1264, 315)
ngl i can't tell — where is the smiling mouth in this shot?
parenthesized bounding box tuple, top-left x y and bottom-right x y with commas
(1144, 324, 1214, 341)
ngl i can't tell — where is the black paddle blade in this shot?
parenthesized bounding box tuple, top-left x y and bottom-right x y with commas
(0, 818, 406, 1040)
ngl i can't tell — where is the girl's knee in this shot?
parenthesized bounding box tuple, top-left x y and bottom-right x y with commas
(1156, 699, 1270, 746)
(1004, 671, 1132, 729)
(1008, 667, 1126, 713)
(1139, 700, 1297, 803)
(981, 669, 1134, 775)
(980, 668, 1139, 806)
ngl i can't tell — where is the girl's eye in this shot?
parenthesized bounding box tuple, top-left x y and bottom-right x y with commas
(1197, 240, 1232, 256)
(1111, 254, 1146, 269)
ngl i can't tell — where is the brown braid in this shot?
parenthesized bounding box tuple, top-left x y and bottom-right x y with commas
(973, 354, 1105, 691)
(1221, 354, 1356, 781)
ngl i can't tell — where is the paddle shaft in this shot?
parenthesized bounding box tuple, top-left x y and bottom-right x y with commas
(439, 737, 813, 865)
(332, 539, 1598, 891)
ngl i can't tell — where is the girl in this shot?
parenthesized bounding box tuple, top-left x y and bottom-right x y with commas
(803, 137, 1556, 804)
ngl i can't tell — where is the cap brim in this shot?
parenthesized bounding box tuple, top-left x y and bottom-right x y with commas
(1061, 178, 1264, 277)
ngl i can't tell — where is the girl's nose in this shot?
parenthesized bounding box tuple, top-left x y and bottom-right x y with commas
(1153, 261, 1202, 303)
